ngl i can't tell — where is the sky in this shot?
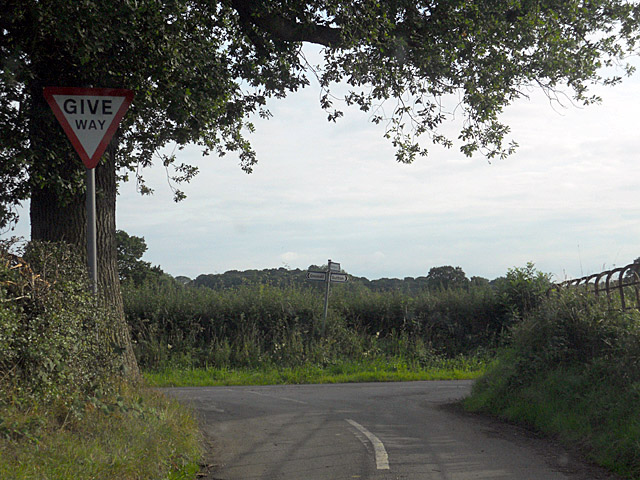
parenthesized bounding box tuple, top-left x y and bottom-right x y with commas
(5, 49, 640, 282)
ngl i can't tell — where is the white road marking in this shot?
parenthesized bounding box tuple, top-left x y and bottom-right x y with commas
(244, 389, 308, 404)
(346, 419, 390, 470)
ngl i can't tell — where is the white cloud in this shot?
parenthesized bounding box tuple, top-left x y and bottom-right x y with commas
(280, 251, 301, 264)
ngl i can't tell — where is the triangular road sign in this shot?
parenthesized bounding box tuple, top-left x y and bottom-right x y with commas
(43, 87, 134, 169)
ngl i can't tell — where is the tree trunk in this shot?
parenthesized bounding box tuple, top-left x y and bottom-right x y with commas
(23, 37, 141, 380)
(29, 131, 140, 381)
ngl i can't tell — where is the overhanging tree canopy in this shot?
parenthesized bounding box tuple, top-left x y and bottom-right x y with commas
(2, 0, 639, 228)
(1, 0, 639, 377)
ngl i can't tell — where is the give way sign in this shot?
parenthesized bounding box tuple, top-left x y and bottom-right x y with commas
(43, 87, 134, 169)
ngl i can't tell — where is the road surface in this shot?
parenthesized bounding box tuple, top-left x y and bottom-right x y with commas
(162, 381, 619, 480)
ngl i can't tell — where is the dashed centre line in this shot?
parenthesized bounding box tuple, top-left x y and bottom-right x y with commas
(346, 419, 390, 470)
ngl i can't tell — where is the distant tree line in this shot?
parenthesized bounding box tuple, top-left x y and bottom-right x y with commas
(117, 230, 501, 294)
(116, 230, 165, 285)
(180, 264, 499, 294)
(189, 266, 498, 295)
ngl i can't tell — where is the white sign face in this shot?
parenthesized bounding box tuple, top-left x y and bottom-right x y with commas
(55, 95, 125, 158)
(307, 271, 327, 281)
(43, 87, 134, 169)
(329, 262, 341, 272)
(330, 273, 348, 283)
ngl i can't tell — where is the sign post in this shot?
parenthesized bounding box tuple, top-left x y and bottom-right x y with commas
(307, 259, 348, 336)
(44, 87, 134, 294)
(322, 261, 331, 336)
(86, 168, 97, 294)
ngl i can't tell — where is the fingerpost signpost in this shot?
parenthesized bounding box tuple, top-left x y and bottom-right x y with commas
(43, 87, 134, 294)
(306, 259, 348, 336)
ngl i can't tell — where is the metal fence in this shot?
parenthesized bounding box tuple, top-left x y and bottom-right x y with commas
(551, 263, 640, 311)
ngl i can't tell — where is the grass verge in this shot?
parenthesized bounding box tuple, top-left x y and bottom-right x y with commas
(144, 357, 487, 387)
(464, 358, 640, 479)
(0, 386, 202, 480)
(464, 291, 640, 479)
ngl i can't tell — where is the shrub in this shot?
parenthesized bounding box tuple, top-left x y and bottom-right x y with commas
(495, 262, 552, 324)
(507, 291, 640, 380)
(0, 240, 121, 407)
(124, 279, 324, 369)
(411, 286, 503, 354)
(0, 240, 203, 480)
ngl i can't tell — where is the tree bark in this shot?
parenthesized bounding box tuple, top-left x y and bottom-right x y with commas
(30, 152, 140, 380)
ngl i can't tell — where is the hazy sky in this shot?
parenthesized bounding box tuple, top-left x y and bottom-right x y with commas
(5, 49, 640, 281)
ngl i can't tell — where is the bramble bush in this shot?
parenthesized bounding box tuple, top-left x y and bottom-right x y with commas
(0, 239, 121, 408)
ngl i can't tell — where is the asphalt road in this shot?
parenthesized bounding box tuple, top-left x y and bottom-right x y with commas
(162, 381, 620, 480)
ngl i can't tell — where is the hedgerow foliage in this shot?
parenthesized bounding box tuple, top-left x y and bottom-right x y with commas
(123, 264, 552, 370)
(466, 290, 640, 477)
(0, 240, 121, 407)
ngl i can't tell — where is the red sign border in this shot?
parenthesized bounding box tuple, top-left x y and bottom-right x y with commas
(43, 87, 134, 169)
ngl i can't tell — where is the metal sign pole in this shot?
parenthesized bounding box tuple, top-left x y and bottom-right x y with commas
(86, 167, 98, 294)
(322, 259, 331, 337)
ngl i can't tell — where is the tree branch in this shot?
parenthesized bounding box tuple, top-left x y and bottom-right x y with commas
(230, 0, 342, 48)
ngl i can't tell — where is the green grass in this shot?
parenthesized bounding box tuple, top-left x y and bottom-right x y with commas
(0, 387, 202, 480)
(464, 294, 640, 479)
(465, 357, 640, 479)
(144, 357, 487, 387)
(0, 358, 485, 480)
